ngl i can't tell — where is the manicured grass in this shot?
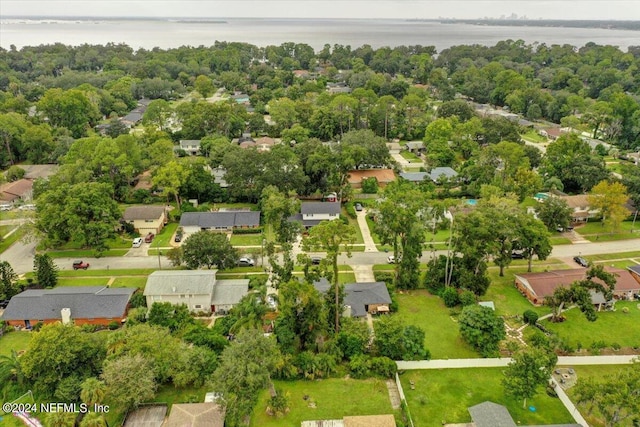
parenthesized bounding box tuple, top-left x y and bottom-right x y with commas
(57, 268, 158, 277)
(400, 150, 422, 162)
(576, 220, 640, 241)
(394, 290, 479, 359)
(342, 208, 365, 244)
(0, 331, 32, 356)
(549, 236, 572, 245)
(584, 251, 640, 262)
(365, 216, 381, 244)
(543, 301, 640, 350)
(55, 235, 134, 250)
(0, 225, 26, 254)
(58, 277, 111, 287)
(111, 277, 148, 288)
(152, 222, 178, 247)
(521, 130, 548, 143)
(424, 228, 451, 243)
(593, 259, 639, 269)
(47, 249, 129, 258)
(338, 273, 356, 284)
(230, 233, 264, 246)
(400, 368, 574, 427)
(250, 378, 397, 427)
(485, 269, 552, 320)
(0, 225, 13, 236)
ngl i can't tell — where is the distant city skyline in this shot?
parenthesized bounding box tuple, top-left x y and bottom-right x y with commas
(2, 0, 639, 21)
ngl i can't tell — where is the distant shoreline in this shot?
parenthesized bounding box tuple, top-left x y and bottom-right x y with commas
(432, 19, 640, 31)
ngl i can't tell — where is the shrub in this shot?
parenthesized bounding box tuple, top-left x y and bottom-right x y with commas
(345, 202, 357, 219)
(349, 354, 371, 379)
(233, 227, 264, 235)
(611, 342, 621, 351)
(369, 356, 398, 378)
(589, 340, 606, 355)
(374, 271, 394, 285)
(108, 321, 120, 330)
(441, 287, 459, 308)
(361, 177, 379, 194)
(129, 292, 147, 308)
(249, 275, 267, 290)
(523, 310, 539, 325)
(459, 290, 476, 306)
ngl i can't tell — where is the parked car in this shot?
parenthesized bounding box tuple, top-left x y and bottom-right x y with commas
(144, 233, 155, 243)
(132, 237, 143, 248)
(0, 204, 12, 211)
(355, 203, 363, 212)
(511, 251, 525, 259)
(237, 257, 255, 267)
(573, 256, 589, 267)
(72, 260, 90, 270)
(174, 233, 183, 242)
(387, 255, 402, 264)
(311, 256, 323, 265)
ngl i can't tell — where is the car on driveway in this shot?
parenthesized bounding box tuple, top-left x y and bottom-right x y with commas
(72, 260, 90, 270)
(573, 256, 589, 267)
(132, 237, 143, 248)
(311, 256, 323, 265)
(237, 257, 255, 267)
(355, 203, 363, 212)
(174, 232, 183, 242)
(144, 233, 155, 243)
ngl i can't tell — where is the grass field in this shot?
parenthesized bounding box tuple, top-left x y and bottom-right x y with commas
(521, 130, 548, 143)
(485, 269, 554, 320)
(576, 220, 640, 242)
(152, 222, 178, 247)
(400, 368, 574, 427)
(0, 331, 32, 356)
(47, 249, 129, 258)
(250, 378, 397, 427)
(394, 290, 479, 359)
(543, 301, 640, 350)
(230, 233, 264, 246)
(58, 277, 111, 287)
(400, 150, 423, 163)
(549, 236, 572, 245)
(0, 225, 26, 254)
(111, 277, 148, 288)
(583, 251, 640, 262)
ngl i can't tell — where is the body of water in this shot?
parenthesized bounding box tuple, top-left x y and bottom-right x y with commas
(1, 18, 638, 52)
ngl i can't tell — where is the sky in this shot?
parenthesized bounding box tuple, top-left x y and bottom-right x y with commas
(1, 0, 639, 20)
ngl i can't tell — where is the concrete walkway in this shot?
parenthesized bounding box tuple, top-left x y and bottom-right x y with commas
(397, 355, 638, 370)
(550, 377, 589, 427)
(356, 209, 378, 252)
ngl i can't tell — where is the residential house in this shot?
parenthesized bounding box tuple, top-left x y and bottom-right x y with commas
(553, 193, 598, 222)
(326, 82, 352, 94)
(404, 141, 425, 153)
(429, 167, 458, 183)
(254, 136, 278, 152)
(314, 280, 392, 318)
(1, 286, 136, 328)
(539, 127, 564, 141)
(143, 270, 249, 314)
(179, 139, 201, 156)
(292, 201, 341, 228)
(122, 205, 167, 235)
(514, 267, 640, 305)
(164, 403, 225, 427)
(179, 211, 261, 234)
(347, 169, 396, 189)
(627, 265, 640, 293)
(386, 142, 403, 154)
(0, 179, 33, 203)
(302, 415, 396, 427)
(120, 99, 151, 128)
(231, 93, 250, 104)
(468, 401, 581, 427)
(208, 166, 229, 188)
(399, 172, 430, 183)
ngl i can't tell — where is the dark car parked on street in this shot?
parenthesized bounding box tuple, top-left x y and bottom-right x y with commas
(573, 256, 589, 267)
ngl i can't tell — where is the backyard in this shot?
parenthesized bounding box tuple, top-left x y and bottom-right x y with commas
(400, 367, 575, 427)
(250, 378, 398, 427)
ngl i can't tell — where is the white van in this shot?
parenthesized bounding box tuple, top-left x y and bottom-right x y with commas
(132, 237, 143, 248)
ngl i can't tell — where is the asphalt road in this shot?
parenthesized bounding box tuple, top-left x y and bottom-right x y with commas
(2, 235, 640, 275)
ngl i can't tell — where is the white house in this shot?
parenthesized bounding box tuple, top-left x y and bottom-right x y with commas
(143, 270, 248, 314)
(298, 201, 341, 228)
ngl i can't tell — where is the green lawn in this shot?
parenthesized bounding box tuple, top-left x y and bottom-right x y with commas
(250, 378, 397, 427)
(58, 277, 111, 287)
(230, 233, 264, 246)
(57, 268, 158, 277)
(564, 365, 638, 427)
(338, 272, 356, 284)
(0, 225, 26, 254)
(111, 277, 148, 288)
(394, 290, 479, 359)
(0, 331, 32, 356)
(576, 220, 640, 242)
(485, 269, 552, 320)
(47, 249, 129, 258)
(520, 130, 548, 143)
(400, 368, 574, 427)
(400, 150, 422, 162)
(549, 236, 572, 245)
(543, 301, 640, 350)
(583, 251, 640, 262)
(152, 222, 178, 247)
(342, 208, 365, 244)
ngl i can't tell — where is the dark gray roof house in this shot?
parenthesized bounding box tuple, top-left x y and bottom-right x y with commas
(1, 287, 135, 326)
(468, 402, 582, 427)
(405, 141, 425, 151)
(313, 281, 392, 318)
(429, 167, 458, 182)
(291, 201, 342, 228)
(399, 172, 429, 183)
(122, 205, 167, 221)
(180, 211, 261, 230)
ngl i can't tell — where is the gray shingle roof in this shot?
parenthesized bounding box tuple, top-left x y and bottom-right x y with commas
(301, 202, 341, 216)
(1, 287, 135, 321)
(399, 172, 429, 182)
(429, 167, 458, 182)
(628, 265, 640, 275)
(212, 280, 249, 305)
(179, 140, 201, 149)
(468, 402, 517, 427)
(179, 212, 260, 229)
(144, 270, 217, 296)
(405, 141, 424, 150)
(123, 205, 166, 221)
(344, 282, 392, 317)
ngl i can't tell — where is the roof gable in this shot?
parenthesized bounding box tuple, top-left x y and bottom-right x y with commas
(123, 205, 166, 221)
(301, 202, 341, 216)
(179, 211, 260, 228)
(144, 270, 217, 296)
(468, 401, 517, 427)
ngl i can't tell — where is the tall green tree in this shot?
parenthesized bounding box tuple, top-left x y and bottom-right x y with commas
(514, 214, 552, 272)
(101, 354, 157, 412)
(181, 231, 239, 270)
(303, 220, 357, 333)
(458, 304, 505, 357)
(588, 180, 631, 233)
(535, 196, 572, 231)
(0, 261, 18, 300)
(210, 329, 282, 427)
(37, 88, 100, 138)
(503, 347, 558, 408)
(34, 253, 59, 288)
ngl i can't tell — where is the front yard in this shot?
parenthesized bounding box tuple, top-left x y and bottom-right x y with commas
(576, 220, 640, 242)
(250, 378, 398, 427)
(400, 368, 574, 427)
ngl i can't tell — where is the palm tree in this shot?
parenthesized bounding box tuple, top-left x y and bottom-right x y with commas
(80, 377, 106, 407)
(46, 411, 77, 427)
(79, 412, 108, 427)
(0, 350, 24, 386)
